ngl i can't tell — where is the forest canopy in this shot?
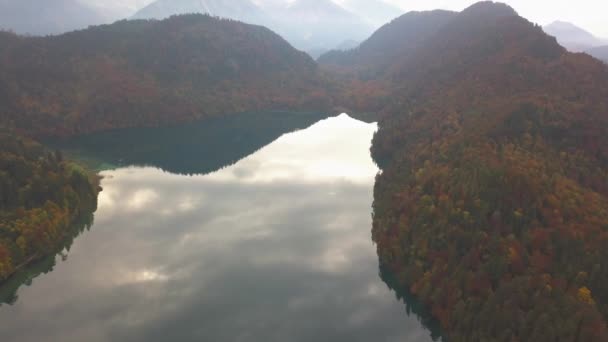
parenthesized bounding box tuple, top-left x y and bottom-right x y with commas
(367, 2, 608, 341)
(0, 3, 607, 340)
(0, 132, 99, 282)
(0, 14, 335, 137)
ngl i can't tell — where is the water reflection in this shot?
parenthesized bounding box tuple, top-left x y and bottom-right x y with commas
(0, 114, 439, 341)
(0, 205, 97, 306)
(379, 265, 444, 341)
(46, 111, 329, 175)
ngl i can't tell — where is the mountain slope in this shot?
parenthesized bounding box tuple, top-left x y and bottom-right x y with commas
(262, 0, 373, 53)
(132, 0, 268, 26)
(0, 0, 105, 35)
(0, 14, 332, 137)
(587, 45, 608, 63)
(317, 9, 457, 115)
(0, 132, 99, 282)
(544, 21, 606, 52)
(132, 0, 373, 54)
(369, 2, 608, 341)
(318, 10, 456, 72)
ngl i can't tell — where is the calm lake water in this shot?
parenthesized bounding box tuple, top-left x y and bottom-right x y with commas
(0, 113, 441, 341)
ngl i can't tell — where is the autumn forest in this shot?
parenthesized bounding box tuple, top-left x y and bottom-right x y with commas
(1, 1, 608, 341)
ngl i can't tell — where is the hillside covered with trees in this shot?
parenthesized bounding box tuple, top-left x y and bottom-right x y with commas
(0, 12, 336, 287)
(1, 2, 608, 340)
(318, 10, 456, 76)
(0, 14, 333, 137)
(0, 132, 99, 282)
(367, 2, 608, 340)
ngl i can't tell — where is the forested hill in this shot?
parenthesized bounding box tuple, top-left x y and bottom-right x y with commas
(2, 2, 608, 339)
(317, 10, 456, 74)
(316, 9, 457, 116)
(0, 14, 333, 138)
(0, 132, 99, 282)
(369, 1, 608, 341)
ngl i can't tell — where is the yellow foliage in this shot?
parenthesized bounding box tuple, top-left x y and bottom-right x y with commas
(577, 287, 596, 305)
(508, 247, 518, 262)
(16, 236, 27, 254)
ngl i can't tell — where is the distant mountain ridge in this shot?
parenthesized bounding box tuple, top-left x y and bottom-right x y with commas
(131, 0, 375, 55)
(318, 10, 457, 73)
(273, 0, 372, 52)
(132, 0, 267, 25)
(0, 0, 106, 35)
(543, 21, 607, 52)
(586, 45, 608, 63)
(0, 0, 397, 56)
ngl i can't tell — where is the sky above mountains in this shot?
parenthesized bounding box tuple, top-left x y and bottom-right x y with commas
(380, 0, 608, 37)
(82, 0, 606, 37)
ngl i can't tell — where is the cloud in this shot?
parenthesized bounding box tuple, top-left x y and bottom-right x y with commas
(0, 115, 437, 342)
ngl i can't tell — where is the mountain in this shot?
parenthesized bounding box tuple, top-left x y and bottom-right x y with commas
(0, 0, 106, 35)
(318, 9, 457, 114)
(587, 45, 608, 63)
(304, 40, 361, 60)
(335, 39, 360, 50)
(0, 14, 332, 137)
(132, 0, 373, 55)
(318, 10, 456, 73)
(257, 0, 373, 53)
(338, 0, 402, 27)
(543, 21, 606, 52)
(367, 2, 608, 341)
(132, 0, 269, 26)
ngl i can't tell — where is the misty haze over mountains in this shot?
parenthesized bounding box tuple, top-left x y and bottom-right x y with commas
(131, 0, 402, 55)
(544, 21, 607, 51)
(543, 21, 608, 62)
(586, 46, 608, 63)
(132, 0, 266, 24)
(0, 0, 401, 56)
(1, 0, 607, 62)
(0, 0, 107, 35)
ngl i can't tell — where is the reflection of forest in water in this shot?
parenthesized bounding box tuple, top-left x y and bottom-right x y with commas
(2, 113, 443, 341)
(46, 111, 330, 174)
(2, 111, 328, 306)
(379, 264, 444, 341)
(0, 210, 96, 306)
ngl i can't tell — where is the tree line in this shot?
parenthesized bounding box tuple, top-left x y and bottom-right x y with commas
(0, 132, 99, 282)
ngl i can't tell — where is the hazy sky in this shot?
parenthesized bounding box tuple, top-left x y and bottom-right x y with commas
(383, 0, 608, 37)
(81, 0, 608, 38)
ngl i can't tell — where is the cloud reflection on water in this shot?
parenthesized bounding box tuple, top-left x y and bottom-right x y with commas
(0, 115, 437, 342)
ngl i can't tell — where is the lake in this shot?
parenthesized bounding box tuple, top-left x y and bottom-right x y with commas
(0, 113, 442, 341)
